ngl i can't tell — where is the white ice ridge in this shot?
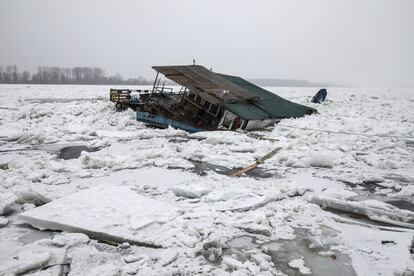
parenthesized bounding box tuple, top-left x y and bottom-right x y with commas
(18, 185, 178, 247)
(309, 194, 414, 228)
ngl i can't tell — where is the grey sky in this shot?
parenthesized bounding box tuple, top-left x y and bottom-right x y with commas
(1, 0, 413, 87)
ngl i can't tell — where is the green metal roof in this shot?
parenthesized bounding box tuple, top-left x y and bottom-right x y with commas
(152, 64, 316, 121)
(220, 74, 316, 120)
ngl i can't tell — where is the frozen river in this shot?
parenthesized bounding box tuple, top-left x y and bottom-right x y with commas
(0, 84, 413, 275)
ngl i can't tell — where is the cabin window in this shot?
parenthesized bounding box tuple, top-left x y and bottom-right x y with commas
(216, 106, 222, 117)
(220, 111, 236, 129)
(209, 104, 218, 114)
(241, 120, 248, 130)
(195, 95, 203, 104)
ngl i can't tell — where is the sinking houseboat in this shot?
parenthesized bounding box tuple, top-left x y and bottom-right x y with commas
(110, 65, 316, 132)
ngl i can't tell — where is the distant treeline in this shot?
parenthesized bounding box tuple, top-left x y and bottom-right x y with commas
(248, 78, 334, 87)
(0, 65, 152, 85)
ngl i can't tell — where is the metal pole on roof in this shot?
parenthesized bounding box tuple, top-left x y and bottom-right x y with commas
(151, 72, 159, 94)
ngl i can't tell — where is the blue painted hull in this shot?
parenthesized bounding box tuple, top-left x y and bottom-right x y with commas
(136, 111, 205, 133)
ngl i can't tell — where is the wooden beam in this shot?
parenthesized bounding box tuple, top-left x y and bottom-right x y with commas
(230, 147, 282, 177)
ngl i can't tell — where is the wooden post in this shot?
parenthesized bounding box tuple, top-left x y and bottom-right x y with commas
(230, 147, 282, 177)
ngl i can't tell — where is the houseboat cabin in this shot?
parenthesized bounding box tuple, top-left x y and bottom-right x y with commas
(110, 65, 316, 132)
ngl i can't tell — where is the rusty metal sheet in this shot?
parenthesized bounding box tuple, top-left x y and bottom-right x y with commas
(152, 65, 259, 103)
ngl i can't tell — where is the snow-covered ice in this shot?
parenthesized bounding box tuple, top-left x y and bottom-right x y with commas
(289, 257, 312, 275)
(19, 185, 179, 247)
(1, 84, 414, 275)
(0, 192, 18, 215)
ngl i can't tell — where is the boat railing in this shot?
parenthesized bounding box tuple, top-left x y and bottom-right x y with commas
(152, 85, 188, 97)
(110, 88, 151, 103)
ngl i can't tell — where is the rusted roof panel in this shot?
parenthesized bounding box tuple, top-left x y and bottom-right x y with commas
(152, 65, 259, 103)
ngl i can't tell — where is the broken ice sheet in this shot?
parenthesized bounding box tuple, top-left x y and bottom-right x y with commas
(18, 185, 179, 247)
(0, 237, 70, 276)
(308, 194, 414, 228)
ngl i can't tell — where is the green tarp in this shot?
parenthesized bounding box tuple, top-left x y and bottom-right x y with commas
(220, 74, 316, 120)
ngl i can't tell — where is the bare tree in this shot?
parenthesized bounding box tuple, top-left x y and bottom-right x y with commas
(22, 71, 30, 83)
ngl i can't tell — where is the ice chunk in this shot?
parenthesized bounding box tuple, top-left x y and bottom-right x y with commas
(80, 151, 119, 169)
(236, 224, 272, 236)
(289, 258, 312, 275)
(308, 151, 333, 168)
(309, 195, 414, 227)
(234, 212, 272, 236)
(16, 132, 45, 145)
(318, 251, 336, 257)
(172, 184, 211, 199)
(87, 138, 110, 149)
(124, 254, 146, 264)
(22, 203, 36, 211)
(228, 195, 277, 212)
(18, 185, 178, 247)
(0, 251, 51, 275)
(202, 240, 223, 263)
(0, 217, 9, 228)
(222, 255, 244, 270)
(225, 188, 307, 212)
(11, 184, 51, 205)
(203, 136, 220, 145)
(62, 233, 90, 247)
(48, 160, 71, 173)
(250, 253, 272, 271)
(159, 250, 179, 267)
(69, 247, 121, 276)
(35, 236, 67, 248)
(206, 190, 238, 202)
(0, 192, 18, 215)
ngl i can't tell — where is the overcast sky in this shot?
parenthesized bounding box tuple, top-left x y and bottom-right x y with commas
(1, 0, 413, 87)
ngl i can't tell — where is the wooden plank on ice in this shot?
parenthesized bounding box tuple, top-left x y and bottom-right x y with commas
(230, 147, 282, 177)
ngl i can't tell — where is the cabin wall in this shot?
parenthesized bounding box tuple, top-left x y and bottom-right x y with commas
(244, 119, 279, 130)
(219, 110, 237, 129)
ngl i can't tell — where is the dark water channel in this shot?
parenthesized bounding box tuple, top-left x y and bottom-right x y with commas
(18, 228, 55, 245)
(58, 146, 100, 160)
(386, 199, 414, 212)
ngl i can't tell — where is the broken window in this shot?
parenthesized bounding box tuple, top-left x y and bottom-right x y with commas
(209, 104, 218, 114)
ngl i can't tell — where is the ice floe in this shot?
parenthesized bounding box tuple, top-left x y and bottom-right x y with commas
(19, 185, 179, 247)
